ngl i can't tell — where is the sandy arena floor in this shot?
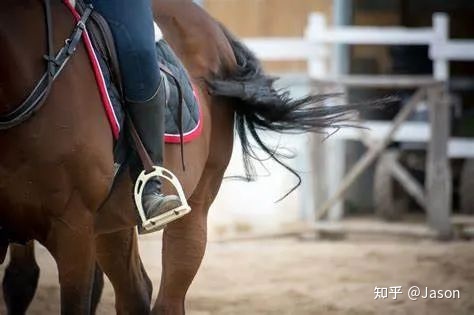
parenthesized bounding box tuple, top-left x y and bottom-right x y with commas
(1, 236, 473, 314)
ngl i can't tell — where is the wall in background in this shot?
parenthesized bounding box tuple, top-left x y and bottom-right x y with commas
(203, 0, 333, 73)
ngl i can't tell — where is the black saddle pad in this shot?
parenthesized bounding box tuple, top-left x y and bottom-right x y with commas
(156, 40, 201, 141)
(95, 39, 201, 143)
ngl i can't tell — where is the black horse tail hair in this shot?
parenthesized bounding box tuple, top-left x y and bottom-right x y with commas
(207, 24, 392, 200)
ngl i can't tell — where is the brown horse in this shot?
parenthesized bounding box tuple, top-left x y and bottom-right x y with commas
(1, 0, 365, 314)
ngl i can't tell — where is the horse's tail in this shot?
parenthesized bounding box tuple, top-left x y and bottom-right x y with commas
(207, 25, 387, 198)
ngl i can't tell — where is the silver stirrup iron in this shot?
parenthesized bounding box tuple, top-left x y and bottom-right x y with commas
(134, 166, 191, 232)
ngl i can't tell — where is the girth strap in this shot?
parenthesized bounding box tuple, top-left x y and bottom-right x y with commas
(0, 0, 93, 130)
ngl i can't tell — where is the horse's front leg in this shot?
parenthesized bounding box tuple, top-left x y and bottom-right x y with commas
(95, 228, 153, 315)
(45, 201, 96, 315)
(2, 242, 39, 315)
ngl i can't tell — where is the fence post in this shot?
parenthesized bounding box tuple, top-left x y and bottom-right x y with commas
(305, 12, 328, 79)
(432, 13, 450, 81)
(426, 86, 452, 239)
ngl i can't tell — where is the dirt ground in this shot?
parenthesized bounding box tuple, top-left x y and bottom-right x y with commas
(1, 236, 473, 315)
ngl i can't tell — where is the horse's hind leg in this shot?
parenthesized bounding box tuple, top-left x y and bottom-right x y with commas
(153, 168, 227, 315)
(2, 242, 39, 315)
(96, 228, 153, 314)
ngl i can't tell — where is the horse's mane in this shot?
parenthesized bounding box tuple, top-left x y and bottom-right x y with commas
(208, 24, 390, 200)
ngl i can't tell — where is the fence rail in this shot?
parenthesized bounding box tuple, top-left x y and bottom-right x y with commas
(243, 12, 474, 81)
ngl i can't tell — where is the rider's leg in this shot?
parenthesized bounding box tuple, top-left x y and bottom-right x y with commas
(87, 0, 180, 231)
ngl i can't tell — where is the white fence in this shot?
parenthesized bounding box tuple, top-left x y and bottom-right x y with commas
(243, 12, 474, 81)
(242, 12, 474, 237)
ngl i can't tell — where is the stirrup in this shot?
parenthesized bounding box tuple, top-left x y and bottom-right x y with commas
(134, 166, 191, 232)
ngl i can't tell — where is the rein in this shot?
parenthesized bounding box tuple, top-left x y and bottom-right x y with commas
(0, 0, 92, 130)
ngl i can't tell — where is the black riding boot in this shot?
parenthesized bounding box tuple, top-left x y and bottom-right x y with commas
(127, 78, 181, 234)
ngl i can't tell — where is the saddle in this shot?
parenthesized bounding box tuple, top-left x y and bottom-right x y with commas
(76, 1, 201, 162)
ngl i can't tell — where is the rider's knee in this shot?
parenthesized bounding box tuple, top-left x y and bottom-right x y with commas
(121, 46, 160, 102)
